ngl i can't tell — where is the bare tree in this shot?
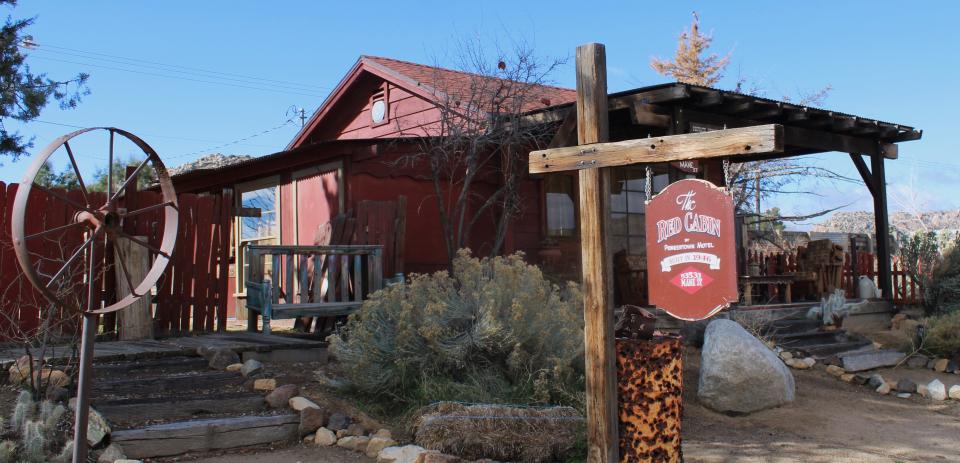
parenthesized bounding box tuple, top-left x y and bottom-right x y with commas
(396, 39, 565, 267)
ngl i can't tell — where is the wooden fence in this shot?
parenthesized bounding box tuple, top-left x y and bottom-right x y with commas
(747, 249, 921, 305)
(0, 181, 232, 341)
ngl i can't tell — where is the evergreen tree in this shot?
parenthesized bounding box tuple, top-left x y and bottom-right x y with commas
(650, 12, 730, 87)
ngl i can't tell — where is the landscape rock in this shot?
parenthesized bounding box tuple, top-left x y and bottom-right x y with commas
(840, 373, 855, 383)
(8, 355, 36, 384)
(225, 363, 243, 372)
(876, 383, 891, 395)
(253, 378, 277, 391)
(801, 357, 816, 368)
(840, 350, 906, 372)
(918, 384, 929, 398)
(31, 368, 70, 388)
(204, 347, 241, 370)
(327, 412, 350, 431)
(896, 378, 917, 393)
(337, 435, 371, 452)
(949, 385, 960, 400)
(377, 445, 434, 463)
(927, 379, 947, 401)
(421, 454, 463, 463)
(934, 359, 950, 372)
(315, 427, 337, 446)
(264, 384, 298, 408)
(779, 351, 794, 361)
(868, 374, 885, 389)
(69, 399, 111, 446)
(896, 392, 911, 399)
(853, 373, 871, 385)
(927, 358, 937, 369)
(826, 365, 845, 377)
(373, 428, 393, 439)
(289, 396, 320, 411)
(300, 406, 329, 437)
(98, 443, 126, 463)
(46, 385, 70, 403)
(240, 359, 263, 377)
(367, 436, 399, 458)
(946, 360, 959, 374)
(906, 354, 930, 369)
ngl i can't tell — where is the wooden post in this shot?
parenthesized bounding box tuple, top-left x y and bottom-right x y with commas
(575, 42, 618, 463)
(871, 152, 892, 299)
(116, 236, 153, 340)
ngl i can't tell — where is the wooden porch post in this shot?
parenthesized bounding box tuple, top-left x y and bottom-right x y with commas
(575, 43, 618, 463)
(871, 152, 892, 299)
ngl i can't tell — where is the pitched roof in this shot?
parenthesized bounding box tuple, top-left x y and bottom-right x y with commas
(286, 55, 576, 149)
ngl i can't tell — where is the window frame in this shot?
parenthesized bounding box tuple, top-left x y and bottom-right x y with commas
(233, 175, 282, 296)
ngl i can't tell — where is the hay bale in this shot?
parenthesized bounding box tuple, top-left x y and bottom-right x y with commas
(413, 402, 583, 463)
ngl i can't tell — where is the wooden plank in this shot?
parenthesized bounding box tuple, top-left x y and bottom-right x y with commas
(116, 236, 153, 340)
(785, 125, 899, 160)
(216, 190, 234, 330)
(393, 195, 407, 275)
(111, 413, 298, 459)
(91, 371, 243, 395)
(96, 393, 267, 427)
(192, 196, 215, 332)
(574, 42, 618, 463)
(530, 124, 784, 173)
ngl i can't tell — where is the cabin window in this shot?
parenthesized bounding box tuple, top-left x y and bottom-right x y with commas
(545, 174, 576, 237)
(235, 179, 281, 295)
(370, 87, 388, 125)
(609, 165, 669, 255)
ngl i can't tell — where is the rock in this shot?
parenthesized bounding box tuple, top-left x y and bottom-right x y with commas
(949, 385, 960, 400)
(876, 383, 891, 395)
(896, 392, 911, 399)
(867, 374, 885, 389)
(934, 359, 950, 372)
(946, 360, 959, 374)
(315, 427, 337, 446)
(906, 354, 930, 369)
(927, 379, 947, 401)
(927, 358, 937, 369)
(840, 373, 855, 383)
(788, 358, 810, 370)
(253, 378, 277, 391)
(698, 319, 795, 414)
(373, 428, 393, 439)
(46, 385, 70, 403)
(367, 436, 399, 458)
(327, 412, 350, 431)
(300, 406, 329, 437)
(337, 435, 371, 452)
(840, 350, 905, 372)
(240, 359, 263, 377)
(264, 384, 299, 408)
(226, 363, 243, 372)
(853, 373, 871, 385)
(890, 313, 908, 330)
(826, 365, 845, 377)
(98, 443, 126, 463)
(896, 378, 917, 393)
(801, 357, 816, 368)
(918, 384, 929, 398)
(289, 396, 320, 411)
(69, 399, 111, 446)
(377, 445, 434, 463)
(31, 368, 70, 388)
(204, 347, 241, 370)
(779, 351, 794, 361)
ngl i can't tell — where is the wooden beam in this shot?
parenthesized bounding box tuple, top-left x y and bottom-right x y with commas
(530, 124, 783, 174)
(783, 125, 898, 159)
(629, 102, 671, 127)
(608, 85, 690, 110)
(872, 153, 892, 299)
(695, 90, 724, 107)
(848, 153, 877, 197)
(547, 108, 578, 148)
(575, 42, 618, 463)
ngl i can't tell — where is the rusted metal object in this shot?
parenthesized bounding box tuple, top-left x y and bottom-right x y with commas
(616, 335, 683, 463)
(614, 304, 657, 340)
(10, 128, 178, 463)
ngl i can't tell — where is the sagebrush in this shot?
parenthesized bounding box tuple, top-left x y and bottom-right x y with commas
(329, 250, 584, 412)
(899, 231, 960, 315)
(923, 311, 960, 357)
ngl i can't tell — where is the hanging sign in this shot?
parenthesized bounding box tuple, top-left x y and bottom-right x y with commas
(670, 160, 700, 174)
(645, 179, 737, 320)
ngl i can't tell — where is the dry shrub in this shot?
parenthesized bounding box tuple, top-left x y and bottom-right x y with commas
(413, 401, 583, 463)
(328, 250, 584, 411)
(923, 311, 960, 357)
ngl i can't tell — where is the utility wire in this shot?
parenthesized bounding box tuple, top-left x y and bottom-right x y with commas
(29, 119, 279, 149)
(165, 118, 296, 160)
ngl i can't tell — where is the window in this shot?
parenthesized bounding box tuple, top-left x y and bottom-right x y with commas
(235, 179, 280, 294)
(610, 166, 669, 255)
(370, 86, 388, 125)
(545, 174, 576, 237)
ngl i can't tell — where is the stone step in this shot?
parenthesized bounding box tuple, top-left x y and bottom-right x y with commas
(95, 392, 267, 429)
(111, 413, 299, 459)
(797, 340, 874, 358)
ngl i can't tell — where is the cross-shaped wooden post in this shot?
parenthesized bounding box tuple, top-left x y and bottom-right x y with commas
(529, 43, 784, 463)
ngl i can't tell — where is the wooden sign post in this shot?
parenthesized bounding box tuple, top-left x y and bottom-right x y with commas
(529, 43, 785, 463)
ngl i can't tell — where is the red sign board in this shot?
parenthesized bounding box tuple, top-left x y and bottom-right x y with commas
(645, 179, 737, 320)
(670, 160, 700, 174)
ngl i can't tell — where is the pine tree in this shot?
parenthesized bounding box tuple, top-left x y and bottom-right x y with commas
(650, 12, 730, 87)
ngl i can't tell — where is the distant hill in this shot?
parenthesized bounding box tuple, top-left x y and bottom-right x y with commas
(812, 209, 960, 236)
(169, 153, 253, 176)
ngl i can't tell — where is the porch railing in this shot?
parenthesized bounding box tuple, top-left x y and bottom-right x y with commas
(244, 244, 383, 334)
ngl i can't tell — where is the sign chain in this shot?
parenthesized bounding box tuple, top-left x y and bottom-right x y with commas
(645, 165, 653, 202)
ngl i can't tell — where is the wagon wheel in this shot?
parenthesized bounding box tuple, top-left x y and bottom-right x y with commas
(11, 127, 178, 314)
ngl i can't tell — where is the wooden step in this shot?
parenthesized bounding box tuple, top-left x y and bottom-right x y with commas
(772, 330, 847, 347)
(93, 356, 209, 376)
(95, 393, 267, 429)
(91, 370, 244, 397)
(797, 340, 873, 358)
(112, 413, 299, 459)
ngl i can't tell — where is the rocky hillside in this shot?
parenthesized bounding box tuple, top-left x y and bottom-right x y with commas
(812, 210, 960, 236)
(169, 153, 253, 176)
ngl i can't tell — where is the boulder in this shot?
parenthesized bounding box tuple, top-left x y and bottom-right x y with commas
(373, 428, 393, 439)
(315, 427, 337, 446)
(240, 359, 263, 377)
(265, 384, 299, 408)
(204, 347, 241, 370)
(896, 378, 917, 393)
(69, 399, 110, 446)
(934, 359, 950, 372)
(289, 396, 320, 411)
(327, 412, 350, 431)
(927, 379, 947, 400)
(8, 355, 36, 384)
(253, 378, 277, 391)
(948, 385, 960, 400)
(840, 350, 905, 372)
(300, 406, 328, 437)
(906, 354, 930, 369)
(946, 359, 959, 374)
(698, 319, 795, 414)
(377, 445, 434, 463)
(366, 436, 399, 458)
(337, 435, 371, 452)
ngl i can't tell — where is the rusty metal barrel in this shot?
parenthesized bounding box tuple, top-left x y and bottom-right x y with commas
(616, 334, 683, 463)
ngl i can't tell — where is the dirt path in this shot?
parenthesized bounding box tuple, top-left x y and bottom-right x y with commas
(682, 348, 960, 463)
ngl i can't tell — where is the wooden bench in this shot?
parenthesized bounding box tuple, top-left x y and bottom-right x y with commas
(244, 244, 384, 334)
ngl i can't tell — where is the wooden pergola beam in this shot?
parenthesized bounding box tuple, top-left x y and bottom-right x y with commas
(530, 124, 784, 174)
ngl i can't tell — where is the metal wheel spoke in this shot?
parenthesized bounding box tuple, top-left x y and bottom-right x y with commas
(45, 229, 102, 289)
(118, 232, 169, 259)
(33, 184, 99, 215)
(63, 141, 91, 207)
(107, 130, 115, 200)
(112, 238, 140, 297)
(24, 221, 86, 241)
(123, 200, 177, 218)
(110, 155, 152, 203)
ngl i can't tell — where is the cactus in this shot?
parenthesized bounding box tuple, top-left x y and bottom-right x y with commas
(51, 440, 73, 463)
(11, 389, 33, 431)
(20, 420, 45, 463)
(0, 441, 16, 463)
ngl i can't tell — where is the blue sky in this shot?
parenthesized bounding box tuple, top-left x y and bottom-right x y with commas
(3, 1, 957, 226)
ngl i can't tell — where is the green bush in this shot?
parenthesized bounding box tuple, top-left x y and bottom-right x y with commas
(329, 250, 584, 412)
(923, 311, 960, 357)
(898, 231, 960, 315)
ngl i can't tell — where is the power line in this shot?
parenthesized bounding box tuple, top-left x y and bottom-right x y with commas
(29, 119, 279, 149)
(166, 118, 296, 160)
